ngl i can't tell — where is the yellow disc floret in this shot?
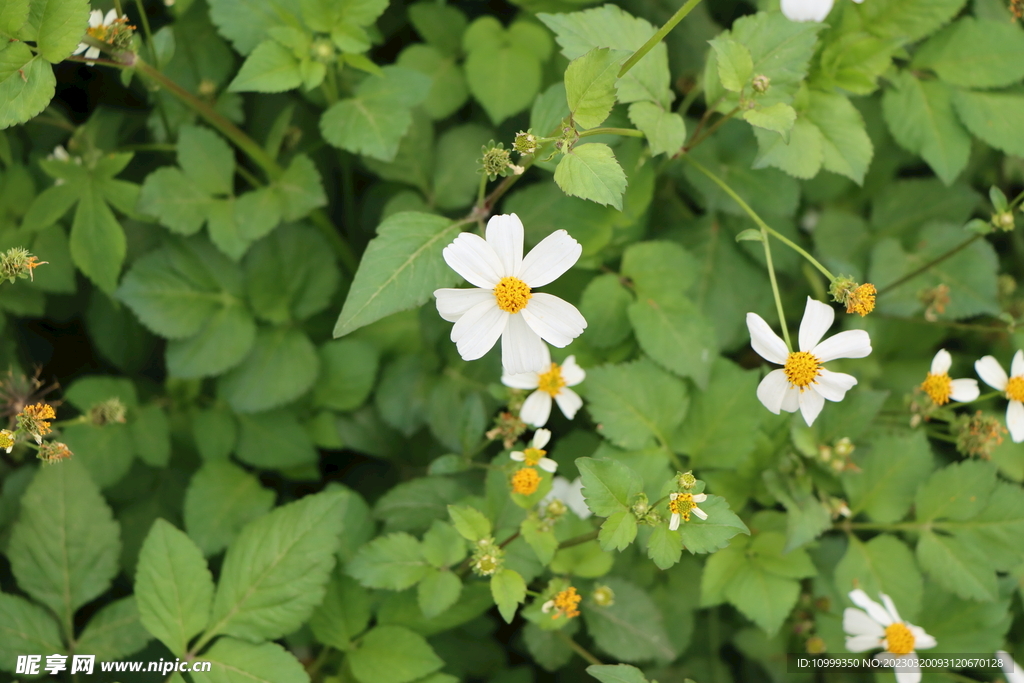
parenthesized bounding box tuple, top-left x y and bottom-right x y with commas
(921, 372, 953, 405)
(547, 587, 582, 620)
(846, 283, 876, 317)
(511, 467, 541, 495)
(784, 351, 821, 389)
(884, 622, 915, 655)
(522, 447, 546, 466)
(537, 363, 566, 396)
(1006, 376, 1024, 403)
(669, 492, 696, 522)
(493, 276, 532, 313)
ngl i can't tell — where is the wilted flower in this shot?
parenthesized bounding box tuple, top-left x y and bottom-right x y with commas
(88, 397, 127, 425)
(73, 9, 135, 60)
(37, 441, 73, 464)
(843, 589, 936, 683)
(17, 402, 56, 444)
(542, 587, 581, 620)
(510, 428, 558, 473)
(919, 349, 979, 406)
(953, 411, 1006, 459)
(502, 346, 585, 427)
(486, 411, 528, 449)
(1, 248, 46, 283)
(975, 351, 1024, 442)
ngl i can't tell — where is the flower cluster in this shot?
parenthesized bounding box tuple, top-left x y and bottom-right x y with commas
(17, 402, 56, 444)
(502, 348, 585, 428)
(4, 402, 74, 464)
(667, 471, 708, 530)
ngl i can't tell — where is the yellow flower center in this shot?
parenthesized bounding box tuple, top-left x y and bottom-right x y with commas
(537, 363, 566, 396)
(493, 276, 532, 314)
(846, 283, 876, 317)
(87, 25, 109, 40)
(669, 493, 695, 522)
(550, 587, 582, 619)
(784, 351, 821, 389)
(920, 372, 952, 405)
(511, 467, 541, 495)
(1007, 376, 1024, 403)
(884, 622, 915, 655)
(522, 447, 546, 466)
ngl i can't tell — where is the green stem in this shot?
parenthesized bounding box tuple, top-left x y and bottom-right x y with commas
(578, 127, 645, 139)
(876, 234, 981, 297)
(117, 143, 176, 153)
(684, 106, 740, 151)
(557, 529, 599, 550)
(762, 225, 792, 351)
(235, 163, 263, 189)
(306, 646, 333, 680)
(618, 0, 704, 78)
(555, 631, 603, 666)
(476, 171, 488, 211)
(926, 429, 957, 443)
(131, 0, 173, 137)
(677, 78, 703, 116)
(1008, 188, 1024, 211)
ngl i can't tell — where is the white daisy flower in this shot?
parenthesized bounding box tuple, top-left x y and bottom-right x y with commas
(975, 351, 1024, 442)
(747, 297, 872, 426)
(920, 349, 979, 406)
(434, 213, 587, 376)
(510, 428, 558, 473)
(997, 651, 1023, 683)
(781, 0, 864, 22)
(502, 345, 585, 427)
(540, 476, 591, 519)
(74, 9, 118, 60)
(843, 589, 936, 683)
(668, 491, 708, 530)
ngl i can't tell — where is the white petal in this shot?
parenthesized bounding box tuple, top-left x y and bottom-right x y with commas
(1013, 349, 1024, 378)
(485, 213, 523, 278)
(746, 313, 789, 364)
(843, 608, 885, 638)
(780, 0, 834, 22)
(799, 298, 835, 352)
(976, 355, 1008, 390)
(89, 9, 104, 26)
(85, 46, 100, 59)
(799, 388, 826, 426)
(501, 310, 549, 375)
(930, 349, 952, 375)
(443, 232, 504, 289)
(780, 385, 800, 412)
(502, 370, 540, 390)
(692, 493, 708, 503)
(518, 230, 581, 287)
(521, 293, 586, 348)
(1008, 400, 1024, 443)
(451, 301, 507, 361)
(435, 287, 493, 323)
(73, 43, 89, 55)
(756, 369, 790, 414)
(909, 626, 936, 650)
(813, 329, 872, 362)
(520, 391, 553, 428)
(892, 657, 920, 683)
(845, 634, 883, 652)
(510, 451, 526, 461)
(564, 477, 591, 519)
(104, 8, 118, 23)
(560, 355, 585, 386)
(669, 513, 680, 531)
(539, 457, 558, 473)
(849, 590, 893, 626)
(880, 593, 903, 624)
(815, 368, 858, 402)
(554, 388, 583, 420)
(949, 378, 979, 402)
(691, 506, 708, 520)
(533, 428, 551, 449)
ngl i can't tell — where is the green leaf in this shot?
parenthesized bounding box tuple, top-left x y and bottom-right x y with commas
(843, 431, 934, 522)
(0, 0, 30, 36)
(804, 91, 873, 184)
(581, 577, 676, 662)
(918, 589, 1012, 655)
(708, 37, 752, 93)
(834, 534, 923, 620)
(952, 89, 1024, 158)
(396, 44, 468, 121)
(204, 0, 301, 55)
(311, 339, 378, 411)
(7, 459, 120, 630)
(463, 22, 542, 125)
(229, 39, 302, 93)
(61, 422, 135, 487)
(915, 460, 998, 523)
(627, 102, 685, 157)
(71, 182, 127, 293)
(348, 532, 431, 590)
(917, 530, 997, 601)
(320, 66, 431, 161)
(333, 212, 460, 337)
(235, 409, 318, 469)
(576, 457, 643, 516)
(244, 223, 340, 323)
(135, 519, 215, 655)
(219, 327, 319, 413)
(521, 517, 558, 565)
(192, 638, 309, 683)
(234, 188, 283, 243)
(408, 1, 466, 55)
(177, 124, 234, 195)
(32, 0, 89, 63)
(676, 494, 749, 554)
(815, 31, 899, 95)
(0, 590, 64, 666)
(598, 510, 638, 552)
(856, 0, 969, 44)
(137, 167, 212, 235)
(620, 240, 699, 297)
(724, 559, 800, 636)
(448, 504, 491, 542)
(582, 358, 688, 450)
(587, 664, 649, 683)
(565, 47, 621, 130)
(348, 625, 444, 683)
(554, 143, 627, 210)
(131, 403, 171, 467)
(183, 461, 275, 556)
(431, 123, 492, 210)
(752, 118, 823, 180)
(646, 524, 683, 570)
(913, 18, 1024, 88)
(421, 520, 466, 569)
(627, 297, 717, 389)
(882, 71, 969, 186)
(417, 570, 462, 619)
(578, 273, 632, 348)
(490, 568, 526, 624)
(309, 570, 371, 650)
(375, 477, 468, 533)
(274, 154, 327, 221)
(0, 42, 54, 129)
(743, 103, 797, 142)
(74, 596, 150, 661)
(166, 303, 257, 378)
(746, 531, 815, 579)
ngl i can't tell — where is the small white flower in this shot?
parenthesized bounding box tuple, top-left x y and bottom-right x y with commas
(976, 351, 1024, 442)
(843, 589, 936, 683)
(74, 9, 118, 60)
(920, 349, 979, 405)
(747, 297, 872, 426)
(997, 651, 1023, 683)
(434, 213, 587, 376)
(668, 491, 708, 530)
(781, 0, 864, 22)
(502, 346, 585, 427)
(540, 476, 591, 519)
(510, 428, 558, 473)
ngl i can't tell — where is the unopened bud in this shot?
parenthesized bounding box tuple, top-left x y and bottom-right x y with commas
(993, 210, 1015, 231)
(311, 38, 335, 62)
(833, 437, 854, 458)
(752, 74, 770, 93)
(88, 397, 127, 426)
(480, 141, 513, 181)
(513, 131, 538, 155)
(805, 636, 827, 654)
(592, 584, 615, 607)
(545, 498, 567, 518)
(678, 471, 697, 489)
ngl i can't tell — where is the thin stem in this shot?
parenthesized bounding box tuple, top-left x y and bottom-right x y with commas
(876, 235, 981, 297)
(684, 106, 740, 152)
(131, 0, 173, 138)
(306, 646, 333, 679)
(498, 531, 520, 549)
(677, 78, 703, 116)
(557, 529, 599, 550)
(322, 64, 340, 105)
(112, 0, 123, 16)
(555, 631, 603, 666)
(235, 164, 263, 189)
(476, 171, 488, 210)
(117, 143, 176, 153)
(578, 127, 646, 139)
(926, 430, 957, 443)
(1008, 188, 1024, 211)
(762, 226, 792, 351)
(618, 0, 704, 78)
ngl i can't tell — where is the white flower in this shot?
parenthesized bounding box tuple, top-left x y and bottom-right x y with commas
(502, 345, 585, 427)
(997, 651, 1023, 683)
(781, 0, 863, 22)
(434, 213, 587, 375)
(668, 491, 708, 530)
(747, 297, 872, 426)
(976, 351, 1024, 442)
(510, 428, 558, 473)
(843, 589, 936, 683)
(919, 349, 979, 405)
(541, 476, 591, 519)
(74, 9, 118, 60)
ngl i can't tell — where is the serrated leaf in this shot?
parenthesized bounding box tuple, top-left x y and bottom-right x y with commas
(348, 625, 443, 683)
(417, 570, 462, 618)
(913, 18, 1024, 89)
(627, 296, 717, 389)
(0, 43, 55, 129)
(192, 638, 309, 683)
(565, 47, 621, 130)
(627, 102, 685, 156)
(835, 534, 923, 620)
(581, 577, 676, 662)
(166, 303, 257, 379)
(675, 358, 762, 468)
(646, 524, 683, 570)
(843, 431, 934, 522)
(586, 664, 649, 683)
(856, 0, 969, 44)
(915, 460, 998, 523)
(421, 520, 466, 569)
(309, 570, 371, 650)
(554, 143, 627, 210)
(676, 495, 749, 554)
(235, 409, 318, 469)
(137, 167, 213, 235)
(709, 37, 752, 93)
(33, 0, 89, 63)
(805, 91, 873, 184)
(743, 103, 797, 142)
(229, 39, 302, 93)
(0, 592, 64, 667)
(71, 183, 127, 294)
(917, 531, 997, 601)
(219, 327, 319, 413)
(576, 457, 643, 516)
(753, 118, 823, 180)
(724, 560, 799, 636)
(951, 89, 1024, 158)
(598, 510, 637, 552)
(74, 596, 150, 661)
(490, 568, 526, 623)
(348, 532, 431, 590)
(448, 504, 491, 541)
(183, 461, 276, 556)
(521, 517, 558, 565)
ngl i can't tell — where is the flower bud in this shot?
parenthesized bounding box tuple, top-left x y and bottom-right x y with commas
(591, 584, 615, 607)
(993, 210, 1015, 232)
(752, 74, 770, 93)
(1, 248, 47, 283)
(513, 131, 538, 155)
(480, 141, 514, 181)
(678, 471, 697, 489)
(805, 636, 827, 654)
(311, 38, 335, 63)
(88, 397, 127, 426)
(833, 437, 854, 458)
